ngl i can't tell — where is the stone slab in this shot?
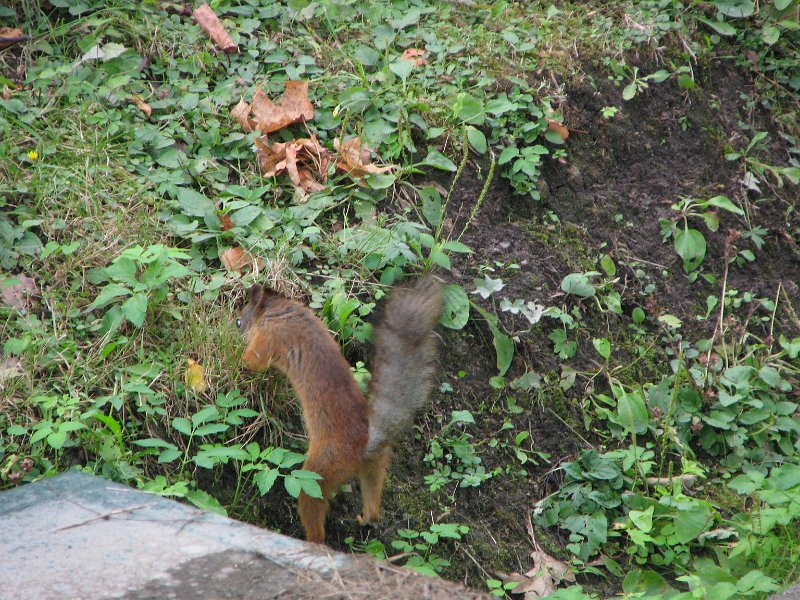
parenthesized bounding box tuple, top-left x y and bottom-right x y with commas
(0, 472, 488, 600)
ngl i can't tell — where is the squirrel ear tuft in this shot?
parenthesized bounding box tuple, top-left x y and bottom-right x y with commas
(247, 284, 263, 304)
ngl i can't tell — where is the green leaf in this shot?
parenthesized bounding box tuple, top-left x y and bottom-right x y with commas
(284, 474, 302, 498)
(561, 273, 596, 298)
(172, 417, 192, 436)
(622, 83, 638, 101)
(715, 0, 755, 18)
(365, 172, 396, 189)
(176, 188, 215, 217)
(497, 146, 519, 165)
(185, 490, 227, 516)
(440, 284, 470, 329)
(451, 93, 485, 125)
(422, 148, 457, 171)
(492, 330, 514, 377)
(593, 338, 611, 359)
(255, 468, 280, 496)
(758, 366, 781, 387)
(774, 0, 793, 9)
(465, 126, 487, 153)
(700, 195, 744, 215)
(47, 429, 68, 449)
(629, 506, 654, 532)
(121, 293, 148, 328)
(600, 254, 616, 277)
(674, 227, 706, 272)
(674, 505, 711, 544)
(632, 307, 646, 324)
(616, 388, 649, 434)
(89, 284, 132, 310)
(388, 59, 413, 80)
(697, 17, 737, 35)
(761, 25, 780, 45)
(419, 186, 443, 228)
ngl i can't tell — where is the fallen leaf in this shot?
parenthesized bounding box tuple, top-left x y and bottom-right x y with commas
(0, 28, 26, 49)
(255, 135, 331, 193)
(242, 81, 314, 134)
(506, 513, 575, 598)
(2, 85, 11, 100)
(401, 48, 427, 66)
(220, 247, 264, 274)
(218, 213, 235, 231)
(184, 359, 207, 392)
(1, 275, 38, 311)
(546, 118, 570, 141)
(129, 94, 152, 117)
(231, 99, 253, 132)
(193, 3, 238, 53)
(334, 137, 395, 181)
(0, 355, 22, 388)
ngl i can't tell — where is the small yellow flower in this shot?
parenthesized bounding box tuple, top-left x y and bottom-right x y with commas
(27, 150, 38, 161)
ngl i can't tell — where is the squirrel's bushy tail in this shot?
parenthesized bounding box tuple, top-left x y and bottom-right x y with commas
(365, 276, 443, 455)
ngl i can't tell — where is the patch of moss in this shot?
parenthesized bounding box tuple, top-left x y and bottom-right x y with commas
(523, 218, 596, 273)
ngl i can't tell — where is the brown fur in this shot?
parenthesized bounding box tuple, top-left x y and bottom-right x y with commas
(238, 278, 442, 544)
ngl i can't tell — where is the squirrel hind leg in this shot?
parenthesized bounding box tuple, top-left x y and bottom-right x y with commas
(357, 446, 393, 526)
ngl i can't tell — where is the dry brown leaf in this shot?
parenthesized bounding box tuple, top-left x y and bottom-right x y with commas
(220, 247, 264, 274)
(2, 85, 11, 100)
(0, 28, 26, 50)
(1, 274, 38, 311)
(218, 213, 235, 231)
(247, 81, 315, 134)
(401, 48, 427, 66)
(255, 135, 331, 193)
(334, 137, 395, 180)
(129, 94, 152, 118)
(192, 3, 238, 53)
(231, 99, 253, 132)
(0, 355, 22, 387)
(184, 359, 207, 392)
(546, 118, 570, 141)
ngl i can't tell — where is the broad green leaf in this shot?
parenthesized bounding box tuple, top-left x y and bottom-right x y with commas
(185, 490, 227, 516)
(774, 0, 793, 9)
(622, 83, 637, 101)
(440, 284, 470, 329)
(561, 273, 596, 298)
(365, 172, 396, 189)
(700, 195, 744, 215)
(89, 284, 132, 310)
(176, 188, 215, 217)
(715, 0, 755, 18)
(697, 17, 737, 35)
(629, 507, 654, 532)
(674, 227, 706, 272)
(422, 148, 457, 171)
(593, 338, 611, 360)
(255, 468, 280, 495)
(674, 505, 712, 543)
(172, 417, 192, 436)
(451, 93, 485, 125)
(616, 387, 649, 434)
(419, 186, 442, 228)
(121, 293, 147, 327)
(465, 126, 487, 153)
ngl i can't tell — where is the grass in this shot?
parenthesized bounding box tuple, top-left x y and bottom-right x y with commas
(2, 0, 800, 598)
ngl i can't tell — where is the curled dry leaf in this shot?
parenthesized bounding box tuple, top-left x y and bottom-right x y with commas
(255, 135, 330, 193)
(218, 213, 235, 231)
(401, 48, 427, 66)
(1, 274, 38, 311)
(184, 359, 207, 393)
(129, 94, 152, 117)
(232, 81, 314, 134)
(334, 137, 395, 181)
(546, 118, 570, 141)
(0, 355, 23, 387)
(192, 3, 238, 53)
(220, 247, 265, 274)
(0, 28, 26, 49)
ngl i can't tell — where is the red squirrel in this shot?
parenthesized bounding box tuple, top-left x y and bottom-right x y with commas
(237, 277, 443, 543)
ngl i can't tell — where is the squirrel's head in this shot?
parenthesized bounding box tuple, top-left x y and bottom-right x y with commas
(237, 284, 286, 333)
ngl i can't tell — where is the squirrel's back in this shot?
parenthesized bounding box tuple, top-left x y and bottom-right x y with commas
(366, 276, 443, 455)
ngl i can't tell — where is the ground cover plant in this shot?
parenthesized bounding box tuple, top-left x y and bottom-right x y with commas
(1, 0, 799, 598)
